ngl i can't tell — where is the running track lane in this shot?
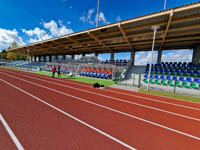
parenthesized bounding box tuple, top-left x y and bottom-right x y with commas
(3, 68, 200, 115)
(0, 77, 131, 150)
(2, 70, 200, 139)
(0, 70, 200, 149)
(0, 116, 18, 150)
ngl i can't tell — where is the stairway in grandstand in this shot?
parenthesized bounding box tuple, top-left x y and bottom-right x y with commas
(124, 65, 146, 80)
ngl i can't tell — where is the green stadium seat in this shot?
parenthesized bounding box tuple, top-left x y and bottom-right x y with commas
(150, 79, 155, 84)
(190, 73, 196, 77)
(144, 78, 148, 83)
(161, 80, 167, 85)
(182, 82, 190, 88)
(155, 79, 160, 84)
(168, 80, 174, 86)
(175, 81, 182, 87)
(190, 82, 198, 89)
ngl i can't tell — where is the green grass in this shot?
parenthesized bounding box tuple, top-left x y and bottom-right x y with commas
(0, 66, 115, 86)
(139, 88, 200, 103)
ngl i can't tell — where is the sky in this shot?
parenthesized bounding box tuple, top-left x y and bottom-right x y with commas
(0, 0, 197, 64)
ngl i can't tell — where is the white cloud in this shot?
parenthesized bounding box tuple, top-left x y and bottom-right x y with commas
(0, 28, 25, 50)
(80, 8, 110, 25)
(116, 16, 121, 22)
(43, 20, 73, 37)
(67, 21, 71, 25)
(97, 12, 110, 25)
(80, 8, 95, 25)
(135, 51, 158, 65)
(69, 6, 72, 9)
(22, 27, 52, 43)
(161, 50, 192, 62)
(134, 50, 193, 65)
(23, 20, 73, 43)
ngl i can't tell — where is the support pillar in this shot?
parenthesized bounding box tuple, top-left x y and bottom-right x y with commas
(82, 53, 85, 57)
(38, 56, 41, 62)
(192, 46, 200, 64)
(130, 50, 135, 66)
(157, 49, 162, 64)
(63, 54, 66, 60)
(71, 54, 75, 60)
(49, 55, 52, 62)
(95, 52, 98, 58)
(55, 55, 58, 60)
(110, 52, 115, 60)
(43, 56, 46, 62)
(34, 56, 37, 62)
(30, 56, 33, 62)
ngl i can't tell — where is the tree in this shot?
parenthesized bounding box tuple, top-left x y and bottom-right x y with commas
(1, 50, 7, 59)
(6, 52, 17, 60)
(8, 41, 19, 50)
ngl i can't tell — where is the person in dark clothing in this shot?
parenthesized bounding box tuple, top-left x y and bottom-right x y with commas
(51, 65, 56, 78)
(57, 65, 61, 78)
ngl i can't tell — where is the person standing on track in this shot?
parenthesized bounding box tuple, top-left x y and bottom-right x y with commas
(51, 65, 56, 78)
(57, 65, 61, 78)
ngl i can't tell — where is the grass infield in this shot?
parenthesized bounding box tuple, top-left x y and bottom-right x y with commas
(139, 88, 200, 103)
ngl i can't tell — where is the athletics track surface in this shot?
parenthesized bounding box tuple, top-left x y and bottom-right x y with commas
(0, 67, 200, 150)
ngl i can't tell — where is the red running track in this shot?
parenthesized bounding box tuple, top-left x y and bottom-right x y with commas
(0, 67, 200, 150)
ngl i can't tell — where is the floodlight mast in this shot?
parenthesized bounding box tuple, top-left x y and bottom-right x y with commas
(164, 0, 167, 10)
(147, 25, 160, 92)
(96, 0, 100, 27)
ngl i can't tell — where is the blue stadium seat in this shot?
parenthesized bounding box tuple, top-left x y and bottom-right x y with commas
(144, 74, 148, 78)
(186, 77, 192, 82)
(172, 76, 177, 80)
(166, 76, 171, 80)
(97, 72, 101, 78)
(179, 76, 185, 82)
(160, 75, 165, 80)
(100, 73, 105, 78)
(154, 75, 159, 79)
(104, 73, 109, 79)
(194, 78, 200, 83)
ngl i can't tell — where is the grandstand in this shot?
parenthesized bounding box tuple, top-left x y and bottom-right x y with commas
(5, 2, 200, 96)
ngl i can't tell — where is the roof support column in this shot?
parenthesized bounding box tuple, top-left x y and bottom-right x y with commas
(130, 50, 135, 66)
(71, 54, 75, 60)
(110, 52, 115, 60)
(82, 53, 85, 57)
(43, 56, 46, 62)
(192, 46, 200, 65)
(30, 56, 33, 62)
(95, 52, 98, 59)
(38, 56, 41, 62)
(55, 55, 58, 60)
(157, 50, 162, 64)
(63, 54, 66, 60)
(49, 55, 52, 62)
(34, 56, 37, 62)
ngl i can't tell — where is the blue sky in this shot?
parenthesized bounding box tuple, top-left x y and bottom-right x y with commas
(0, 0, 197, 63)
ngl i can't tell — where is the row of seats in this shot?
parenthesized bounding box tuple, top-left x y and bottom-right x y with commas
(146, 64, 200, 70)
(144, 74, 200, 83)
(143, 78, 200, 89)
(79, 71, 111, 79)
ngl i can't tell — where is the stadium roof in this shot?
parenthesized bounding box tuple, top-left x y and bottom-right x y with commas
(9, 1, 200, 56)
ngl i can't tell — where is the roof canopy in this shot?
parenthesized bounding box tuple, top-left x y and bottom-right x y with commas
(9, 2, 200, 56)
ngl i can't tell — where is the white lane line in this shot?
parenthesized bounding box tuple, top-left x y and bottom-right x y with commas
(1, 76, 200, 141)
(2, 71, 200, 122)
(0, 79, 136, 150)
(5, 69, 200, 110)
(0, 114, 24, 150)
